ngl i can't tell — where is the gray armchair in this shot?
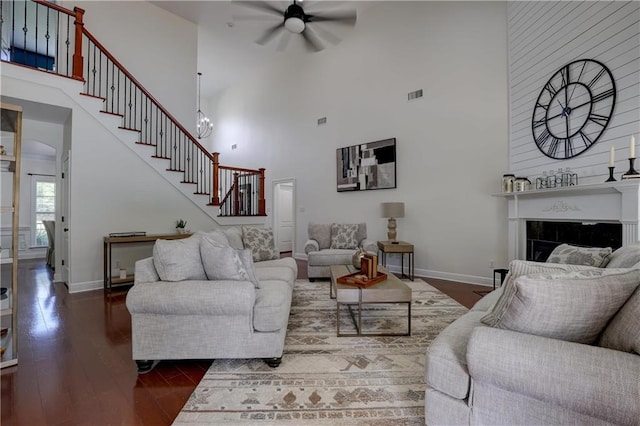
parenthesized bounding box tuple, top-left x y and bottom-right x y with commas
(304, 222, 377, 281)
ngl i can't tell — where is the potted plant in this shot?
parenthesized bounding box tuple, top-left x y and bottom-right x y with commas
(175, 219, 188, 234)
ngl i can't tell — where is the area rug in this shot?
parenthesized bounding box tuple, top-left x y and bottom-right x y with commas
(173, 279, 468, 425)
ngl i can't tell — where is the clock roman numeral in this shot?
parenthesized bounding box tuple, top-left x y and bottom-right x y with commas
(579, 131, 593, 147)
(545, 81, 558, 96)
(535, 129, 551, 147)
(548, 137, 560, 157)
(588, 113, 609, 127)
(565, 139, 574, 158)
(561, 65, 570, 86)
(587, 68, 606, 88)
(592, 88, 615, 103)
(533, 118, 546, 129)
(536, 102, 549, 111)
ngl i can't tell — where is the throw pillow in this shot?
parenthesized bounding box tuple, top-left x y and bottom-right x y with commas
(482, 268, 640, 344)
(308, 223, 332, 250)
(546, 243, 612, 267)
(200, 235, 251, 282)
(223, 227, 245, 250)
(330, 223, 359, 249)
(598, 287, 640, 354)
(356, 223, 367, 245)
(195, 229, 230, 247)
(242, 226, 280, 262)
(483, 259, 598, 316)
(606, 243, 640, 268)
(153, 235, 207, 282)
(237, 248, 260, 288)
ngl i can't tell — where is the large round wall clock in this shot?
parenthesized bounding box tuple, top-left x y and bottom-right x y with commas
(532, 59, 616, 159)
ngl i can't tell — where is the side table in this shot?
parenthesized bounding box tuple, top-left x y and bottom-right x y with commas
(103, 233, 191, 291)
(377, 240, 414, 281)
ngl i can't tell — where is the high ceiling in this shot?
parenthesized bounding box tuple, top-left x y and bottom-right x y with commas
(151, 1, 371, 97)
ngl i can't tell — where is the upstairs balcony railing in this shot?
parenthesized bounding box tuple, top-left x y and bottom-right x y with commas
(0, 0, 265, 216)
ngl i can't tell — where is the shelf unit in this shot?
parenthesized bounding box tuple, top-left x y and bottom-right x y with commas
(1, 102, 22, 369)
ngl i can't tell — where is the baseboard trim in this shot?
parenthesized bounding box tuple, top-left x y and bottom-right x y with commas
(68, 280, 103, 294)
(294, 252, 493, 286)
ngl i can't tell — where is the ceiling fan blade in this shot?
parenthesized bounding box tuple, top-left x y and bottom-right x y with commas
(307, 22, 341, 46)
(234, 1, 284, 17)
(232, 14, 283, 22)
(276, 31, 293, 52)
(256, 22, 286, 46)
(307, 9, 356, 26)
(301, 26, 325, 52)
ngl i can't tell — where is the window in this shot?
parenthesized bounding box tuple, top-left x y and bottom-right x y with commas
(32, 177, 55, 247)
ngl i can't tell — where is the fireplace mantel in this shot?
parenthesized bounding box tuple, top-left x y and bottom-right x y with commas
(494, 180, 640, 260)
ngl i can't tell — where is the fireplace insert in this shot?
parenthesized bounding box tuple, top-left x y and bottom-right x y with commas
(526, 221, 622, 262)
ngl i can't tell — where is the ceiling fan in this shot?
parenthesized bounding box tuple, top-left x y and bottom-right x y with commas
(234, 1, 357, 52)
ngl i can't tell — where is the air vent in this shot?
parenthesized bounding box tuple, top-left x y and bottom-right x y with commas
(408, 89, 423, 101)
(317, 117, 327, 126)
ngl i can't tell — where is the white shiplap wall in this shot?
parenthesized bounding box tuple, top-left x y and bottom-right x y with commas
(509, 1, 640, 183)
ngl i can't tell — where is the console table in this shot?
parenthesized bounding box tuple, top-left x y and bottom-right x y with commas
(377, 240, 414, 281)
(103, 233, 191, 291)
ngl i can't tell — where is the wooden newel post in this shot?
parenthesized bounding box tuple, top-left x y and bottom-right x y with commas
(212, 152, 219, 205)
(258, 168, 266, 216)
(233, 173, 240, 216)
(72, 7, 85, 80)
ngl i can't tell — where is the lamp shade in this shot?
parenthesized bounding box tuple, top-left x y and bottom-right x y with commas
(382, 202, 405, 218)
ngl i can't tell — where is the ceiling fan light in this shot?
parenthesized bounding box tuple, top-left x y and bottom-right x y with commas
(285, 17, 305, 33)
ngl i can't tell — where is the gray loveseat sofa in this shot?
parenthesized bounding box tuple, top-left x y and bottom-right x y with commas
(126, 227, 297, 373)
(425, 244, 640, 425)
(304, 222, 377, 280)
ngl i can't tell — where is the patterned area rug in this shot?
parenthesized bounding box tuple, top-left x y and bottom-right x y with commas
(173, 279, 468, 425)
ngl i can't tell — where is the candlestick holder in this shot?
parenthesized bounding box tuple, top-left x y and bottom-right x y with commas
(605, 166, 616, 182)
(622, 158, 640, 179)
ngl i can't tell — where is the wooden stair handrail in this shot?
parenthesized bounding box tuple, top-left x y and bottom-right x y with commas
(81, 27, 215, 163)
(32, 0, 75, 16)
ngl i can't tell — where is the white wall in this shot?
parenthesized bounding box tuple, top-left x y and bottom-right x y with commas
(509, 1, 640, 183)
(211, 2, 510, 284)
(66, 1, 198, 130)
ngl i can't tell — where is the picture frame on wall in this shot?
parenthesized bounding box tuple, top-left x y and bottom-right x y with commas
(336, 138, 396, 192)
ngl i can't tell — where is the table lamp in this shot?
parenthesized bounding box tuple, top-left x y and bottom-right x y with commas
(381, 202, 405, 241)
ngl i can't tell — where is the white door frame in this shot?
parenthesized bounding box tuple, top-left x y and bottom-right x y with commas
(59, 150, 70, 285)
(272, 178, 296, 255)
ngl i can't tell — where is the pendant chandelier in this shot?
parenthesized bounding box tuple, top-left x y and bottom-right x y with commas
(196, 72, 213, 139)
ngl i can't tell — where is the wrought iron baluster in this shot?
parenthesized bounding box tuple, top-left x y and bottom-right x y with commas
(65, 13, 70, 75)
(91, 43, 96, 95)
(22, 1, 27, 66)
(0, 0, 4, 60)
(34, 4, 37, 67)
(45, 7, 50, 69)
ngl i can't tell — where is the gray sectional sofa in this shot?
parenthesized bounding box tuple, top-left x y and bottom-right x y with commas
(126, 227, 297, 373)
(425, 244, 640, 425)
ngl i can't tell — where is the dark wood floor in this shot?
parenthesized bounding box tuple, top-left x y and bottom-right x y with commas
(1, 258, 488, 425)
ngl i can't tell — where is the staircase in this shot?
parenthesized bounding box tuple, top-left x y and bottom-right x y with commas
(0, 0, 265, 217)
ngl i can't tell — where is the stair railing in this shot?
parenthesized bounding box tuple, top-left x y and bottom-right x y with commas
(0, 0, 266, 216)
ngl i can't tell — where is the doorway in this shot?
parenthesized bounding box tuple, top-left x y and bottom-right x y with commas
(272, 179, 295, 254)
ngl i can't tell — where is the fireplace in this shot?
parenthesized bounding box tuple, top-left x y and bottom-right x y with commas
(498, 181, 640, 261)
(526, 221, 622, 262)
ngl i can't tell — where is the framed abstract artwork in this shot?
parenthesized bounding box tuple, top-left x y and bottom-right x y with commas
(336, 138, 396, 192)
